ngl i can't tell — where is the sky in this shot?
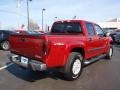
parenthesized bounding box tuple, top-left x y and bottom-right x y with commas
(0, 0, 120, 29)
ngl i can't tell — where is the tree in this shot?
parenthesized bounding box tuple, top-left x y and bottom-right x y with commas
(29, 20, 40, 30)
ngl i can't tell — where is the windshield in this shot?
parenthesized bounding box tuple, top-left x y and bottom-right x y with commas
(51, 22, 82, 33)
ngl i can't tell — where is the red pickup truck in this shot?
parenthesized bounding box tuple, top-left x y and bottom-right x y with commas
(9, 20, 113, 80)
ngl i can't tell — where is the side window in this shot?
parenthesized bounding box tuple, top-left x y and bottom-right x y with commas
(86, 22, 95, 36)
(95, 24, 104, 36)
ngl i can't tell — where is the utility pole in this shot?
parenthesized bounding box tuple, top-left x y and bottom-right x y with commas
(27, 0, 29, 30)
(16, 0, 32, 30)
(42, 8, 46, 31)
(27, 0, 32, 31)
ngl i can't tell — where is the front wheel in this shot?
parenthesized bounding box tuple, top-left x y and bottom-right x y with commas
(64, 52, 83, 81)
(1, 41, 10, 50)
(105, 45, 113, 59)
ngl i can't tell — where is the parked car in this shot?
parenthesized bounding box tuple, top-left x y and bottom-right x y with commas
(9, 20, 113, 80)
(114, 33, 120, 44)
(0, 30, 42, 50)
(15, 30, 44, 34)
(15, 30, 27, 34)
(0, 30, 16, 50)
(110, 29, 120, 43)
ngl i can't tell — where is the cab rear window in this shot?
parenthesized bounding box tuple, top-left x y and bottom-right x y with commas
(51, 22, 82, 33)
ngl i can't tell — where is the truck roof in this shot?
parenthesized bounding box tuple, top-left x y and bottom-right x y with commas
(54, 20, 94, 24)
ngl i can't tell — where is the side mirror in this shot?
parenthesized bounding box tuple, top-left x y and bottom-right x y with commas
(105, 32, 110, 37)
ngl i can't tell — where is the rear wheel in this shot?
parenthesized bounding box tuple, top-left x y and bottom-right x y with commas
(106, 45, 113, 59)
(1, 41, 10, 50)
(64, 52, 83, 81)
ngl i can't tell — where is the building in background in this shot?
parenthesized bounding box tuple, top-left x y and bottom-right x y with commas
(97, 18, 120, 31)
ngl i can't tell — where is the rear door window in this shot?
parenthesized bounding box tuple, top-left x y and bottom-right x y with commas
(86, 22, 95, 36)
(95, 24, 105, 36)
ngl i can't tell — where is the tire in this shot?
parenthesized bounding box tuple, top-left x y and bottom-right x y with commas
(1, 41, 10, 50)
(105, 45, 113, 59)
(64, 52, 83, 81)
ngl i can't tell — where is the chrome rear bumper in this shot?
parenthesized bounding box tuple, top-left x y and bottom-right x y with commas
(9, 53, 47, 71)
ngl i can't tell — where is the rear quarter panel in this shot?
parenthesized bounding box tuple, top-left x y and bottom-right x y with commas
(45, 35, 86, 68)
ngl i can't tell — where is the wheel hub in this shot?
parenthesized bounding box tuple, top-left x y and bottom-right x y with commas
(72, 59, 81, 75)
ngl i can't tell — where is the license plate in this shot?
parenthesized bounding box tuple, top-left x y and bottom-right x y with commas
(21, 56, 28, 65)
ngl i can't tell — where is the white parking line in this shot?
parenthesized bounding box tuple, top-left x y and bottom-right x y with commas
(0, 63, 13, 71)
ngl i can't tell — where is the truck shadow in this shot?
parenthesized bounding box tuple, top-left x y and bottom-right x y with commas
(0, 47, 3, 50)
(6, 63, 65, 82)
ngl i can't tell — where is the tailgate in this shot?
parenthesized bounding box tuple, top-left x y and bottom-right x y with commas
(10, 34, 45, 60)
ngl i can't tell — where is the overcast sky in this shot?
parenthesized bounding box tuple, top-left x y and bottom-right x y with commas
(0, 0, 120, 29)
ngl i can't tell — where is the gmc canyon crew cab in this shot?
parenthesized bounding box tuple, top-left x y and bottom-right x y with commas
(9, 20, 113, 80)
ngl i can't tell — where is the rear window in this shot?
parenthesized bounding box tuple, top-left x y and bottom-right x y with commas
(51, 22, 82, 33)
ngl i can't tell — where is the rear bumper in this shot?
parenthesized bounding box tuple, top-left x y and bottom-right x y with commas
(9, 53, 47, 71)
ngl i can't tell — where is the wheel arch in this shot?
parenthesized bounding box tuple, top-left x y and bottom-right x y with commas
(71, 47, 85, 59)
(62, 46, 85, 66)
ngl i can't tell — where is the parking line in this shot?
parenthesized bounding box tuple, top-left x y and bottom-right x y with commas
(0, 63, 13, 71)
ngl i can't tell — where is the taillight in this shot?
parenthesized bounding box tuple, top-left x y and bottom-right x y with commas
(42, 40, 51, 56)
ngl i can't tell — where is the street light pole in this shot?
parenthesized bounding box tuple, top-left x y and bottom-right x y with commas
(42, 8, 46, 31)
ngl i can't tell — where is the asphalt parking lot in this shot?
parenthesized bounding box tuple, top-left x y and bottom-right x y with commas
(0, 45, 120, 90)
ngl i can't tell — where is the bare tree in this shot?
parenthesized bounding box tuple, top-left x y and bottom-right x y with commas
(29, 20, 40, 31)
